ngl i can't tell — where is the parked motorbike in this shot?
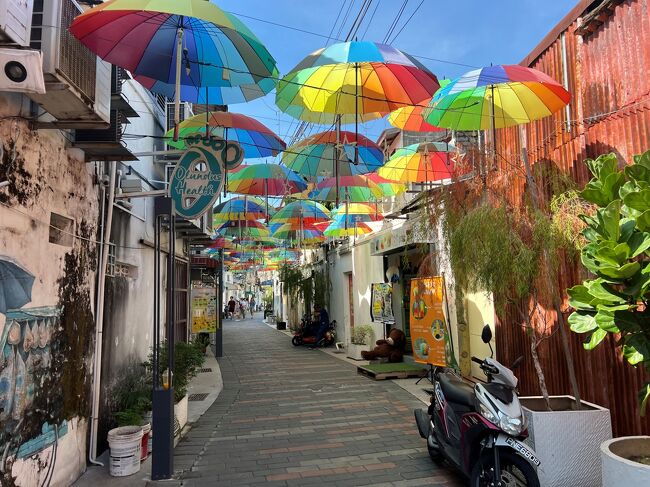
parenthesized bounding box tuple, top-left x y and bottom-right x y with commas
(291, 316, 337, 347)
(414, 324, 540, 487)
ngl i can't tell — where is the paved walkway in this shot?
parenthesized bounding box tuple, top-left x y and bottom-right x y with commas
(172, 317, 463, 487)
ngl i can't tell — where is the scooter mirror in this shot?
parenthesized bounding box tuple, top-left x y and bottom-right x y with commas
(511, 356, 524, 369)
(481, 324, 492, 344)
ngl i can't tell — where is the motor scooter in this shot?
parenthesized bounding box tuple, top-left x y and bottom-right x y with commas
(292, 316, 336, 347)
(414, 324, 540, 487)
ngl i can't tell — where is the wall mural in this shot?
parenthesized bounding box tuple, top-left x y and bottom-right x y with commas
(0, 256, 68, 478)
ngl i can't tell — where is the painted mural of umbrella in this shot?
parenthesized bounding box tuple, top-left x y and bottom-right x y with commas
(282, 131, 384, 180)
(310, 175, 382, 203)
(276, 41, 439, 124)
(270, 201, 331, 225)
(70, 0, 278, 138)
(365, 173, 407, 197)
(423, 65, 570, 131)
(377, 142, 456, 184)
(0, 256, 34, 313)
(164, 112, 286, 156)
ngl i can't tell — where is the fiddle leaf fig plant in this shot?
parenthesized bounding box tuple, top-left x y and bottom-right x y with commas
(567, 151, 650, 414)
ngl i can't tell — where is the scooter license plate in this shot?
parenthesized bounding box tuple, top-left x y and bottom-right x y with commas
(503, 436, 541, 467)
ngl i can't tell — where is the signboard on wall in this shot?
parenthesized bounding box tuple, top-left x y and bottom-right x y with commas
(370, 283, 393, 322)
(409, 276, 452, 366)
(191, 287, 217, 333)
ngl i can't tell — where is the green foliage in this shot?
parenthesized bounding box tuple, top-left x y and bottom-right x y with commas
(110, 364, 151, 426)
(351, 325, 375, 345)
(313, 269, 328, 309)
(568, 151, 650, 414)
(279, 263, 306, 299)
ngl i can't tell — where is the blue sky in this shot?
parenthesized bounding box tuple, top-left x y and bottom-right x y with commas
(214, 0, 577, 156)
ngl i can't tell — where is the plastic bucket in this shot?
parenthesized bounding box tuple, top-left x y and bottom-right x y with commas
(140, 423, 151, 461)
(108, 426, 143, 477)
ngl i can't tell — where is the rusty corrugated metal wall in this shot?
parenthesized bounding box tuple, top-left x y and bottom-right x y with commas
(493, 0, 650, 437)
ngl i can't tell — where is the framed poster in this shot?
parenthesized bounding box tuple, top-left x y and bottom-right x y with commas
(409, 276, 452, 366)
(191, 287, 217, 333)
(370, 283, 393, 322)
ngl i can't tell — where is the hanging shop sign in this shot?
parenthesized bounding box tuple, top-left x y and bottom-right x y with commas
(191, 287, 218, 333)
(169, 136, 243, 219)
(409, 276, 453, 367)
(370, 283, 394, 322)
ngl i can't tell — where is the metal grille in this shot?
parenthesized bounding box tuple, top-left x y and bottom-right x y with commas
(188, 393, 209, 402)
(198, 368, 213, 373)
(59, 0, 96, 101)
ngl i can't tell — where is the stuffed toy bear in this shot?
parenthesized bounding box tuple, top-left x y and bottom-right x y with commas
(361, 328, 406, 363)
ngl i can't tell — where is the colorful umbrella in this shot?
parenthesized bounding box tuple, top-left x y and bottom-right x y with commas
(270, 201, 331, 225)
(206, 237, 236, 250)
(70, 0, 277, 99)
(377, 142, 456, 183)
(271, 222, 324, 244)
(226, 164, 307, 196)
(0, 256, 35, 313)
(310, 175, 382, 203)
(388, 100, 445, 132)
(276, 41, 439, 124)
(332, 203, 383, 222)
(213, 196, 269, 223)
(164, 112, 285, 156)
(423, 65, 571, 130)
(282, 131, 384, 179)
(365, 173, 407, 197)
(323, 219, 374, 238)
(216, 222, 270, 239)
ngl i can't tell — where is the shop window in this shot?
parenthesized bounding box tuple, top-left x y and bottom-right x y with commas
(48, 212, 74, 247)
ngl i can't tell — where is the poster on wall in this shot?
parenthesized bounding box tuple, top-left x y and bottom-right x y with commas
(191, 287, 217, 333)
(370, 283, 393, 322)
(409, 276, 452, 366)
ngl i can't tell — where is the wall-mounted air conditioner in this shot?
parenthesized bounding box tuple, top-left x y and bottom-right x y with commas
(28, 0, 110, 127)
(0, 47, 45, 94)
(0, 0, 34, 46)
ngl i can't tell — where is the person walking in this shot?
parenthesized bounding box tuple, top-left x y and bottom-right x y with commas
(249, 296, 256, 318)
(238, 297, 246, 320)
(227, 296, 236, 319)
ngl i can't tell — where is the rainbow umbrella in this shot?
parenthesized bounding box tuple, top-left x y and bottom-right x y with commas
(377, 142, 456, 183)
(206, 237, 236, 250)
(276, 41, 439, 124)
(423, 65, 570, 130)
(365, 173, 407, 197)
(272, 222, 324, 244)
(282, 131, 384, 179)
(226, 164, 307, 196)
(217, 222, 270, 239)
(270, 201, 331, 225)
(164, 112, 285, 156)
(70, 0, 277, 104)
(213, 196, 269, 223)
(388, 99, 445, 132)
(332, 203, 383, 222)
(323, 219, 374, 238)
(310, 175, 382, 203)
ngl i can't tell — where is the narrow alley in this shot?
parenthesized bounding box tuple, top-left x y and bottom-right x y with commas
(171, 317, 463, 487)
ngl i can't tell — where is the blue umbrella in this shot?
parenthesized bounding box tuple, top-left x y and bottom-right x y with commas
(0, 256, 35, 313)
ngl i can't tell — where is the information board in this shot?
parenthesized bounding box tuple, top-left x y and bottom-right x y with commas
(370, 283, 394, 322)
(191, 287, 217, 333)
(409, 276, 452, 366)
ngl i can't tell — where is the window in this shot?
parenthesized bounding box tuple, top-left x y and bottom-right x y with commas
(48, 212, 74, 247)
(106, 243, 116, 277)
(114, 262, 138, 279)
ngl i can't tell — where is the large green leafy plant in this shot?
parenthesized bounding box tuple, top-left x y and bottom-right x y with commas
(568, 151, 650, 413)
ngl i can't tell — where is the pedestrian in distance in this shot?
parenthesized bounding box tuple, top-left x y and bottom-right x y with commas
(249, 296, 256, 318)
(227, 296, 236, 319)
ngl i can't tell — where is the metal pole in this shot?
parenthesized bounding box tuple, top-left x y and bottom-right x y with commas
(215, 248, 224, 357)
(173, 25, 184, 142)
(335, 115, 341, 206)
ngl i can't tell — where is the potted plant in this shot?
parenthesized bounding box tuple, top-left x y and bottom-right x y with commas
(195, 332, 210, 355)
(347, 325, 374, 360)
(601, 436, 650, 486)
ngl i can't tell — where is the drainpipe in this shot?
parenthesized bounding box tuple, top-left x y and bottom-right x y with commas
(88, 161, 117, 466)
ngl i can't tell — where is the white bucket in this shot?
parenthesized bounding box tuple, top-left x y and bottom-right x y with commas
(108, 426, 143, 477)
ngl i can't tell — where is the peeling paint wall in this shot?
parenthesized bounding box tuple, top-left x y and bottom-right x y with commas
(0, 94, 99, 486)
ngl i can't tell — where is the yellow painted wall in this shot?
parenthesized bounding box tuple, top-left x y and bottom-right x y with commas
(465, 291, 496, 380)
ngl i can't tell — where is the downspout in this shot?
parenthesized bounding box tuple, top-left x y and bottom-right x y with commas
(89, 161, 117, 466)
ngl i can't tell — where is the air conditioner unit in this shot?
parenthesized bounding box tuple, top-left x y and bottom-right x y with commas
(0, 47, 45, 94)
(120, 177, 144, 193)
(0, 0, 34, 46)
(28, 0, 110, 127)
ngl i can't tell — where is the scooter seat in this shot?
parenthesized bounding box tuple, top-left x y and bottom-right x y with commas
(439, 372, 475, 408)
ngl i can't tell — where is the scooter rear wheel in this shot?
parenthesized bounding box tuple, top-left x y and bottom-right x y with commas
(470, 448, 539, 487)
(292, 336, 303, 346)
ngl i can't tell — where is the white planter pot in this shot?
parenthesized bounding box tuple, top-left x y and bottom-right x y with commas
(347, 343, 369, 360)
(174, 394, 189, 435)
(601, 436, 650, 486)
(520, 396, 611, 487)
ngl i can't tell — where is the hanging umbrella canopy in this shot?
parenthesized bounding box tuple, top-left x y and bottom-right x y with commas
(276, 41, 440, 124)
(310, 175, 382, 202)
(423, 65, 571, 130)
(0, 256, 35, 313)
(213, 196, 269, 222)
(323, 219, 374, 237)
(272, 222, 324, 243)
(206, 237, 236, 250)
(226, 164, 307, 196)
(388, 100, 446, 132)
(377, 142, 456, 183)
(332, 203, 383, 222)
(270, 201, 331, 225)
(164, 112, 286, 156)
(365, 173, 407, 197)
(70, 0, 278, 102)
(282, 131, 384, 179)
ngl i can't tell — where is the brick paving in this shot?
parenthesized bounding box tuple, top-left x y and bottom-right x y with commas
(173, 318, 464, 486)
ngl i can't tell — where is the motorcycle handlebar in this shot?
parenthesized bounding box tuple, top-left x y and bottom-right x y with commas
(471, 356, 483, 365)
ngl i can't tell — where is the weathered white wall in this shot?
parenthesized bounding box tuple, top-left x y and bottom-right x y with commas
(0, 93, 99, 486)
(326, 246, 352, 344)
(351, 239, 385, 343)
